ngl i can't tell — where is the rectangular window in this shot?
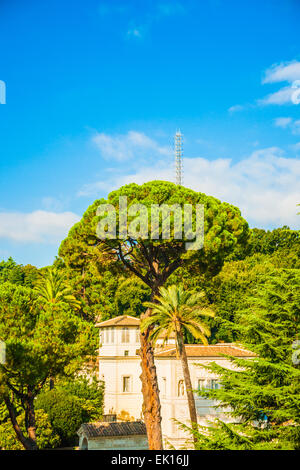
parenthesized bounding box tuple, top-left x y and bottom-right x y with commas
(105, 328, 110, 343)
(123, 376, 130, 392)
(124, 350, 129, 356)
(122, 327, 130, 343)
(135, 328, 140, 342)
(209, 379, 219, 390)
(197, 379, 205, 391)
(111, 328, 115, 343)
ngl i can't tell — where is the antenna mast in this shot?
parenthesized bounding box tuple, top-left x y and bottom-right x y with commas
(175, 129, 183, 185)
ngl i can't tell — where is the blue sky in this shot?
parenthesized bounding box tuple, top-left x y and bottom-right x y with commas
(0, 0, 300, 267)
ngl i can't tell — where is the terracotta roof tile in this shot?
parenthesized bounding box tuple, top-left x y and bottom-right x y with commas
(78, 421, 147, 438)
(155, 344, 256, 358)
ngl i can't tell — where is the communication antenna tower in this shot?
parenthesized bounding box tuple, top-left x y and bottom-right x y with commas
(175, 129, 183, 185)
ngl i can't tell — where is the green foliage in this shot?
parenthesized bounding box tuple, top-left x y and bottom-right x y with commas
(205, 254, 274, 342)
(0, 282, 96, 383)
(56, 376, 104, 421)
(59, 181, 249, 325)
(249, 226, 300, 257)
(178, 419, 296, 450)
(192, 269, 300, 450)
(201, 227, 300, 343)
(36, 390, 87, 446)
(69, 268, 120, 322)
(0, 409, 60, 450)
(36, 377, 104, 446)
(53, 251, 120, 322)
(1, 187, 297, 450)
(142, 285, 214, 345)
(0, 257, 38, 287)
(115, 278, 151, 317)
(0, 389, 23, 425)
(0, 281, 96, 448)
(34, 266, 81, 310)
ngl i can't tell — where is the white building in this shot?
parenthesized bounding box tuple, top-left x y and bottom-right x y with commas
(96, 315, 255, 449)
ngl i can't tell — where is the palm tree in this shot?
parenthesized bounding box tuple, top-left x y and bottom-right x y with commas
(34, 267, 80, 310)
(141, 285, 214, 446)
(34, 267, 81, 390)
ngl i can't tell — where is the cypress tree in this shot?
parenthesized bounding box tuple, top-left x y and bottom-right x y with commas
(192, 269, 300, 450)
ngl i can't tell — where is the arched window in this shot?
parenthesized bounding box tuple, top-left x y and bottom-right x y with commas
(81, 437, 88, 450)
(178, 380, 185, 397)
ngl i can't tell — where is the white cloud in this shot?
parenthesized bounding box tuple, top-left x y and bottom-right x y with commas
(0, 210, 80, 243)
(81, 147, 300, 229)
(263, 61, 300, 84)
(184, 149, 300, 229)
(92, 130, 171, 161)
(77, 156, 171, 197)
(274, 117, 292, 128)
(273, 117, 300, 134)
(291, 142, 300, 152)
(78, 180, 115, 197)
(259, 85, 294, 105)
(41, 197, 64, 211)
(259, 60, 300, 106)
(228, 104, 244, 113)
(292, 120, 300, 135)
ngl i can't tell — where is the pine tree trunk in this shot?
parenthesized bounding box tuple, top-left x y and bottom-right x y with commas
(26, 392, 38, 449)
(177, 331, 198, 448)
(139, 293, 163, 450)
(4, 394, 38, 450)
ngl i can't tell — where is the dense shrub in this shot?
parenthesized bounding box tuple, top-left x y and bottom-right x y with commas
(58, 376, 104, 422)
(36, 390, 88, 446)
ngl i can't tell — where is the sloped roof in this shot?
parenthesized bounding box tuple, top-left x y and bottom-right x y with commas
(78, 421, 147, 438)
(155, 344, 256, 358)
(95, 315, 140, 328)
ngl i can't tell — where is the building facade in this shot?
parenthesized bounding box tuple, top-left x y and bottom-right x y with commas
(96, 315, 255, 449)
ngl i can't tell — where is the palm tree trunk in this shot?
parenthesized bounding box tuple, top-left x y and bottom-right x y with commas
(140, 306, 163, 449)
(177, 331, 198, 448)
